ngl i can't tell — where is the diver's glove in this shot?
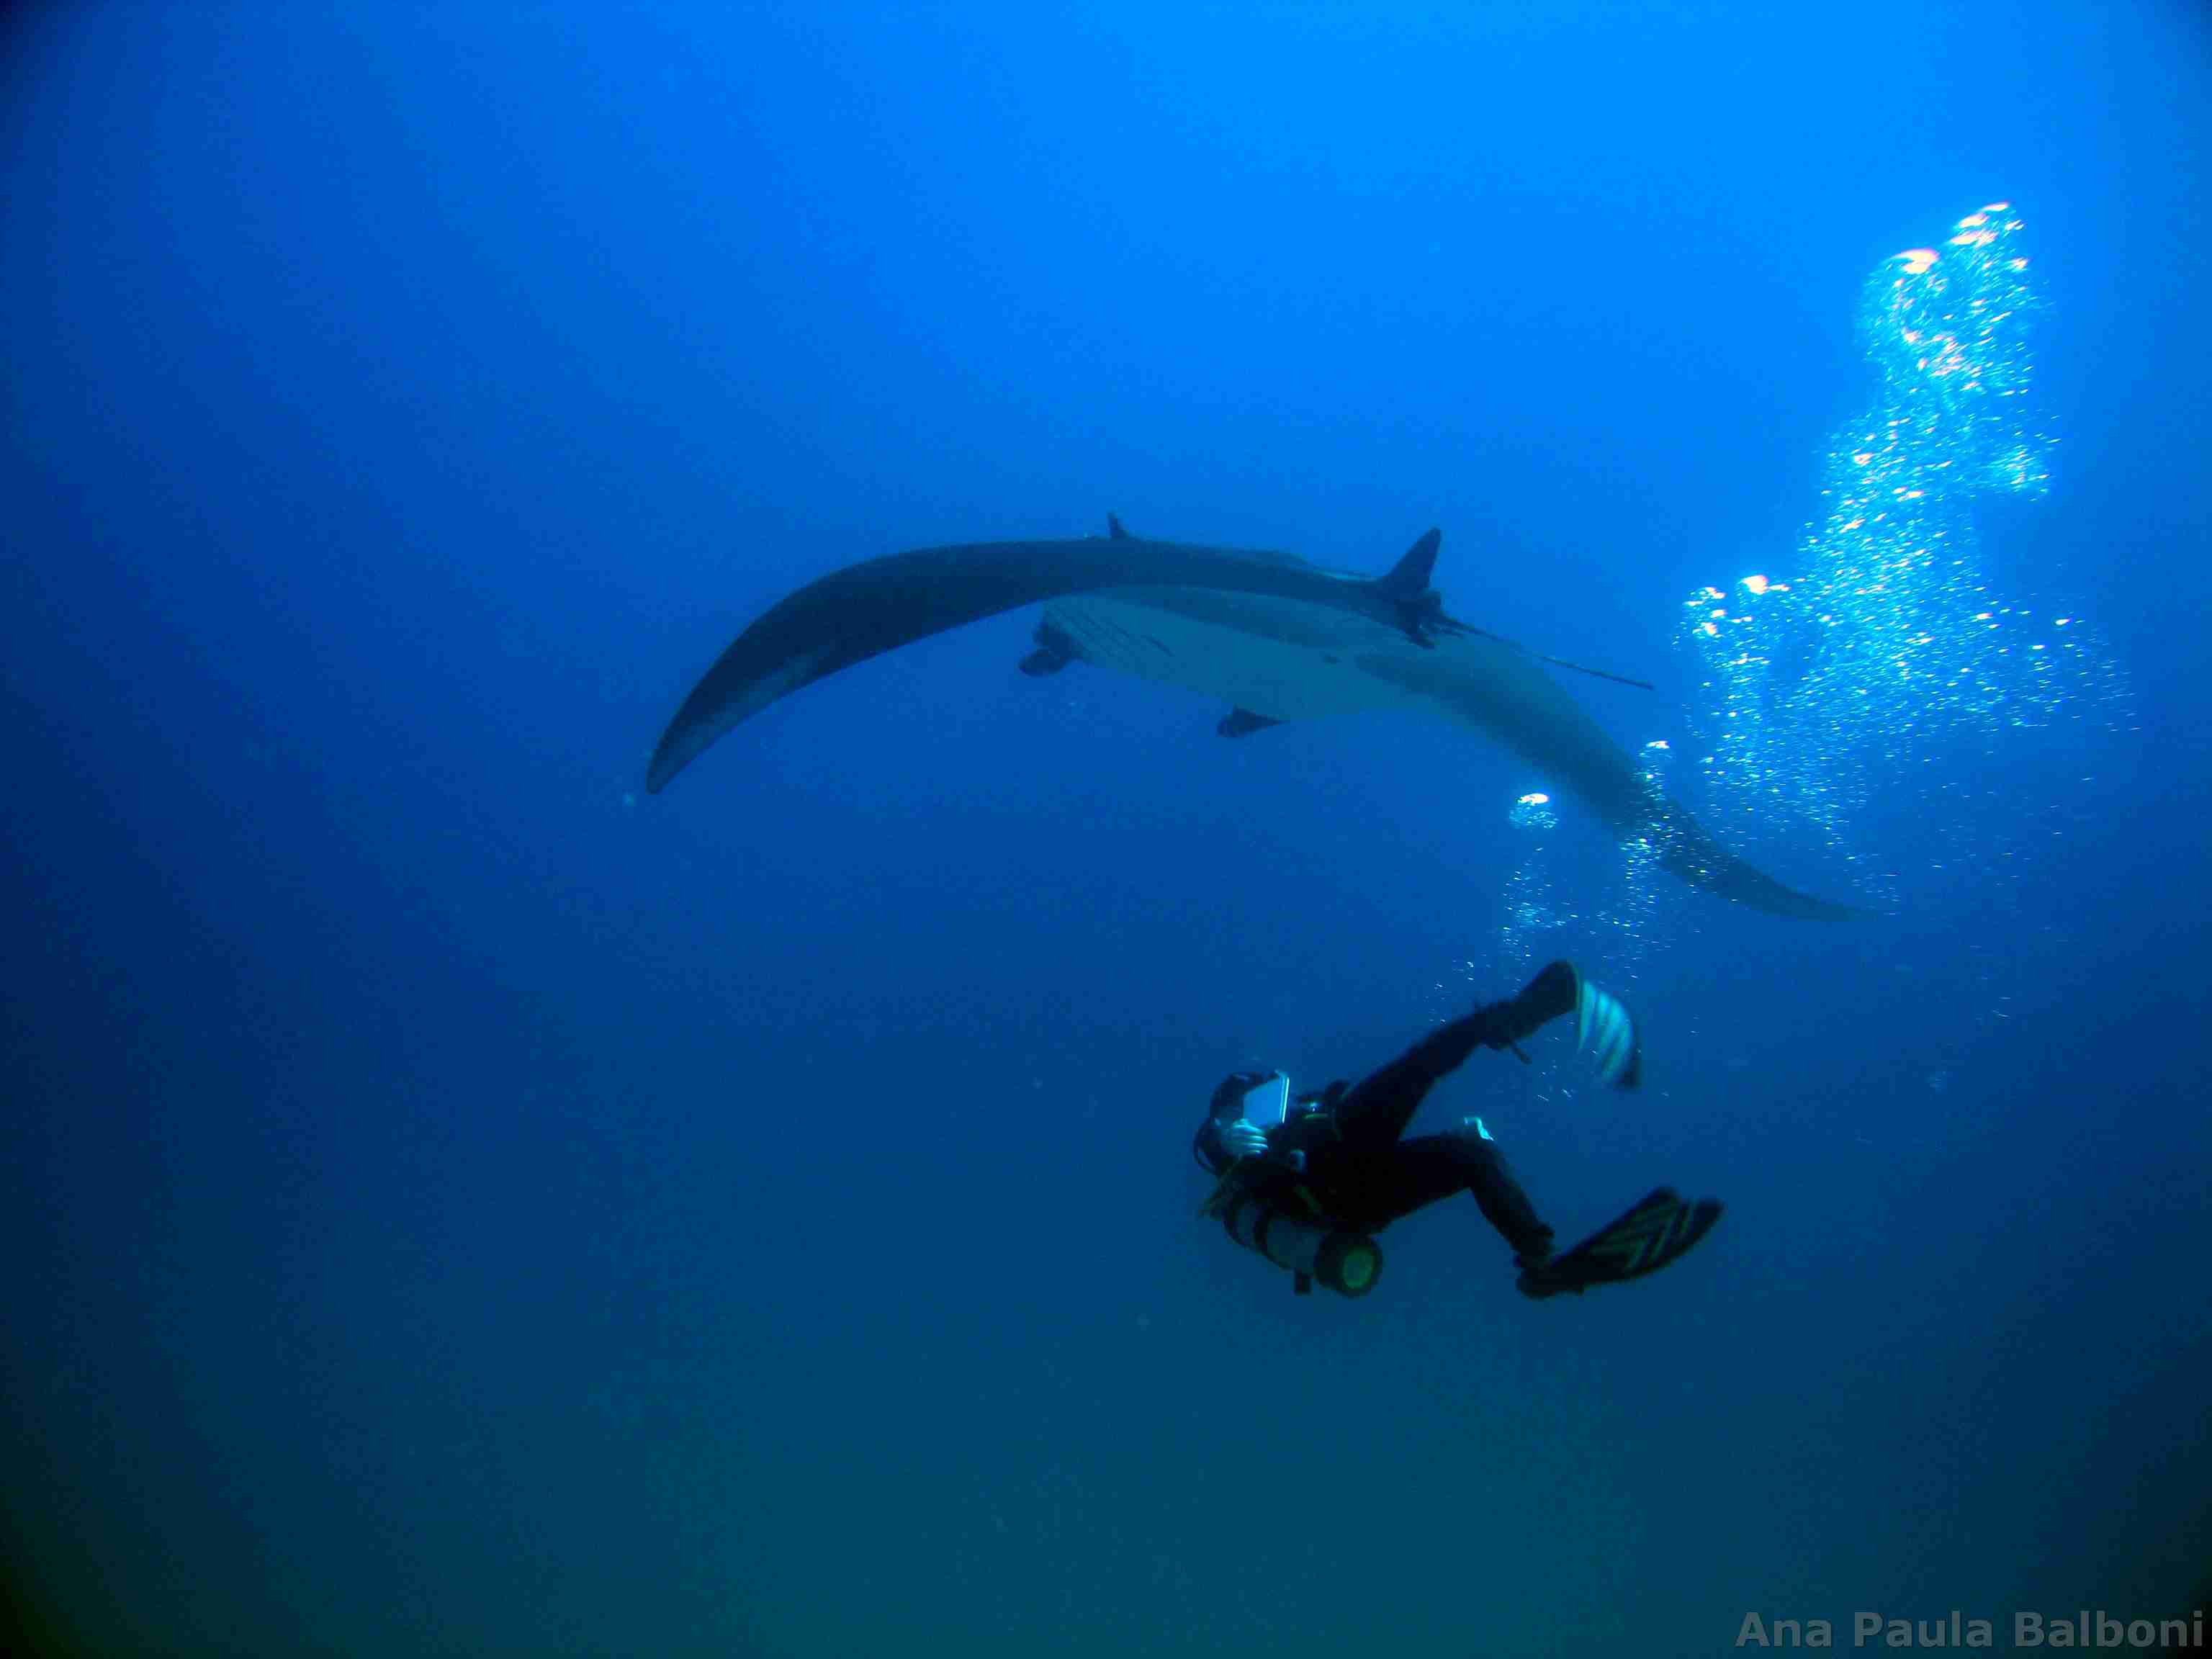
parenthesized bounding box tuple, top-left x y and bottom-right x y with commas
(1218, 1119, 1270, 1161)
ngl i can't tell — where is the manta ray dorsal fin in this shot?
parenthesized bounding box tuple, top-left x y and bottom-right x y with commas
(1380, 528, 1442, 598)
(1108, 513, 1132, 539)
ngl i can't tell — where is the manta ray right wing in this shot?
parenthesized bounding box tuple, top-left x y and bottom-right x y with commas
(1026, 565, 1862, 922)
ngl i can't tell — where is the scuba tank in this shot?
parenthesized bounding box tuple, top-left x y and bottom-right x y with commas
(1199, 1071, 1379, 1297)
(1217, 1186, 1382, 1298)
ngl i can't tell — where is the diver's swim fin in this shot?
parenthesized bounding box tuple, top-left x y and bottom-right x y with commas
(1517, 1187, 1722, 1299)
(1494, 960, 1641, 1089)
(1575, 973, 1640, 1089)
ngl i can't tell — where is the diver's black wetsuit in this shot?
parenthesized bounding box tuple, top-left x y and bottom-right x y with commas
(1193, 961, 1583, 1265)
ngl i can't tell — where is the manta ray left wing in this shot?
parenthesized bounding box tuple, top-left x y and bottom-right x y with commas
(645, 522, 1448, 792)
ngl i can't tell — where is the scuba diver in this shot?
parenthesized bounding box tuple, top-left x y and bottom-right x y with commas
(1194, 960, 1722, 1300)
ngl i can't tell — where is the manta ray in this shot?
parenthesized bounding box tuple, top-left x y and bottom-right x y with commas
(647, 517, 1855, 920)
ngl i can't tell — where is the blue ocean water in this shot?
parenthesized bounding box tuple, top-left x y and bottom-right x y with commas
(2, 4, 2207, 1655)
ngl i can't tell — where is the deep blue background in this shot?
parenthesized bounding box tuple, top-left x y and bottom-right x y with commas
(4, 4, 2208, 1655)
